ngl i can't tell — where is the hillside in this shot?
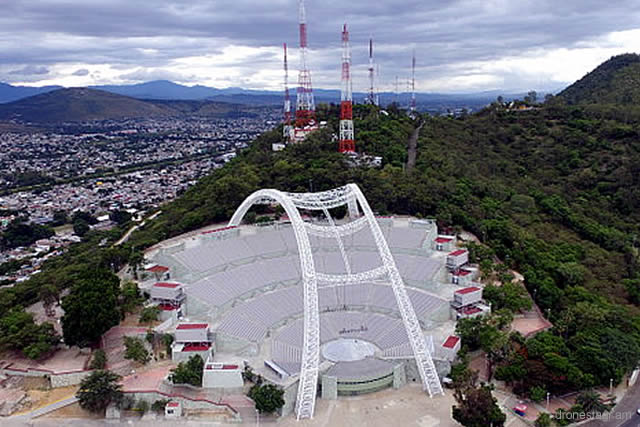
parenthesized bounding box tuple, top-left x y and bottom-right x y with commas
(0, 88, 269, 123)
(558, 53, 640, 104)
(0, 88, 174, 123)
(0, 82, 61, 103)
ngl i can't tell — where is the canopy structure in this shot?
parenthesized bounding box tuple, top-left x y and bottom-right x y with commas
(229, 183, 443, 420)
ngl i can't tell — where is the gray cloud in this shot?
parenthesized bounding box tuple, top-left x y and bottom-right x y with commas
(8, 65, 49, 75)
(1, 0, 640, 91)
(72, 68, 89, 76)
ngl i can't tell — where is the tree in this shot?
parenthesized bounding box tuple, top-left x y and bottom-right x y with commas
(61, 268, 121, 347)
(575, 390, 609, 415)
(169, 355, 204, 386)
(120, 282, 143, 314)
(452, 383, 506, 427)
(123, 336, 150, 364)
(109, 210, 132, 226)
(534, 413, 553, 427)
(482, 283, 532, 313)
(139, 306, 161, 324)
(73, 219, 90, 238)
(0, 309, 59, 359)
(90, 349, 107, 370)
(530, 386, 547, 402)
(248, 383, 285, 414)
(39, 284, 60, 317)
(76, 370, 123, 413)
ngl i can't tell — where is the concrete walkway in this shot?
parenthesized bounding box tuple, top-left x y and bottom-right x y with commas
(8, 396, 78, 422)
(406, 121, 424, 172)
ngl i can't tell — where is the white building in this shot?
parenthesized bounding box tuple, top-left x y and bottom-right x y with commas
(441, 335, 461, 362)
(202, 360, 244, 389)
(446, 249, 469, 270)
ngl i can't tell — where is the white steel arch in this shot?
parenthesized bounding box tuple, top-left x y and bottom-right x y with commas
(228, 184, 442, 420)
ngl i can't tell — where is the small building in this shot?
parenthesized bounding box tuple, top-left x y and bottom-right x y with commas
(441, 335, 461, 361)
(453, 286, 482, 306)
(175, 323, 209, 343)
(172, 323, 213, 363)
(165, 401, 182, 418)
(202, 360, 244, 389)
(450, 267, 477, 286)
(446, 249, 469, 270)
(451, 286, 491, 320)
(150, 282, 185, 310)
(145, 264, 170, 281)
(433, 235, 455, 252)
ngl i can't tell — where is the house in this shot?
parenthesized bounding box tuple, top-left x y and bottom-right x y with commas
(145, 264, 170, 281)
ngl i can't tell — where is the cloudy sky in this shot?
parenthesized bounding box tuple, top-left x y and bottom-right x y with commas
(2, 0, 640, 93)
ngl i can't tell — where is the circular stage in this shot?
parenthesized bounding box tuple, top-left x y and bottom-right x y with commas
(322, 338, 378, 362)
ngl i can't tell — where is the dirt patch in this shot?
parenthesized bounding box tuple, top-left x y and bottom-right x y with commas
(20, 376, 50, 391)
(40, 401, 103, 419)
(13, 385, 78, 415)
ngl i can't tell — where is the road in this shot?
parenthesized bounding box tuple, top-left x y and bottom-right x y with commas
(585, 380, 640, 427)
(406, 120, 424, 172)
(114, 210, 162, 246)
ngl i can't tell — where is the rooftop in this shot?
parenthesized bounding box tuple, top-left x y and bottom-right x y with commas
(455, 286, 481, 295)
(435, 237, 453, 243)
(448, 249, 467, 257)
(154, 282, 181, 289)
(442, 336, 460, 349)
(176, 323, 208, 330)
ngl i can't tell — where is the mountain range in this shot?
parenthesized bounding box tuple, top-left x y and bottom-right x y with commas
(0, 79, 533, 110)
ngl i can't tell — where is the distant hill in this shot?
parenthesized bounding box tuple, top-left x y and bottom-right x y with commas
(0, 82, 62, 103)
(92, 80, 223, 100)
(0, 87, 273, 123)
(0, 88, 174, 123)
(558, 53, 640, 104)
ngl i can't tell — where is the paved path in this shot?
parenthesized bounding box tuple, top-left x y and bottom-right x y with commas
(406, 120, 424, 172)
(114, 210, 162, 246)
(8, 396, 78, 422)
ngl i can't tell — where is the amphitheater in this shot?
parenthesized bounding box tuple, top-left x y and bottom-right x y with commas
(146, 185, 462, 418)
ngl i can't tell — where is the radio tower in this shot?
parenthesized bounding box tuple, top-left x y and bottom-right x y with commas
(365, 37, 378, 106)
(283, 43, 293, 141)
(339, 24, 355, 153)
(410, 50, 417, 114)
(294, 0, 317, 142)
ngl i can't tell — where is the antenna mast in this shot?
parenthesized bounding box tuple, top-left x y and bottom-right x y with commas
(410, 50, 417, 113)
(366, 37, 378, 106)
(294, 0, 318, 141)
(339, 23, 355, 153)
(283, 43, 292, 141)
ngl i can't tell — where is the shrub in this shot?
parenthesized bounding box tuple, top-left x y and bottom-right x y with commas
(89, 349, 107, 370)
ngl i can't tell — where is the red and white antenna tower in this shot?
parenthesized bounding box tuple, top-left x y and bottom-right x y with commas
(410, 50, 417, 113)
(283, 43, 293, 141)
(365, 37, 378, 106)
(294, 0, 317, 141)
(339, 23, 355, 153)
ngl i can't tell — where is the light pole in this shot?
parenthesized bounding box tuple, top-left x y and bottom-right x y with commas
(546, 392, 550, 410)
(610, 378, 613, 395)
(256, 408, 260, 427)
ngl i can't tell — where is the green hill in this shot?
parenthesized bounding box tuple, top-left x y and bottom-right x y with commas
(558, 53, 640, 104)
(0, 88, 263, 123)
(0, 87, 176, 123)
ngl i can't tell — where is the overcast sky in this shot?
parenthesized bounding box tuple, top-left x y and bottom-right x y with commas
(2, 0, 640, 93)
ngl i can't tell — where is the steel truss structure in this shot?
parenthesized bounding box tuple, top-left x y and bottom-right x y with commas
(228, 184, 443, 420)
